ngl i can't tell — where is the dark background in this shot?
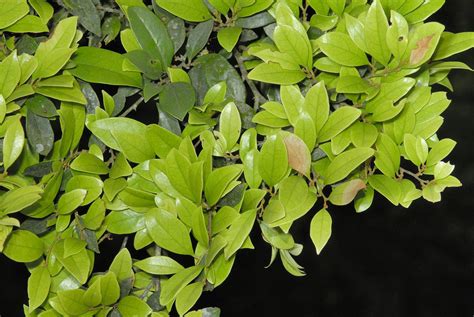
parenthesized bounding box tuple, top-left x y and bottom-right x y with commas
(1, 1, 473, 316)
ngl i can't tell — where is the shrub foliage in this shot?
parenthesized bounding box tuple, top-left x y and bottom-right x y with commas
(0, 0, 473, 316)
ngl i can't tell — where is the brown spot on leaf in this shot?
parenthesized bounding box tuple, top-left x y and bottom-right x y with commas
(329, 179, 366, 206)
(410, 34, 434, 65)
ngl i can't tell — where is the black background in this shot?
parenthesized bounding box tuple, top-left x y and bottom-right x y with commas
(1, 1, 473, 316)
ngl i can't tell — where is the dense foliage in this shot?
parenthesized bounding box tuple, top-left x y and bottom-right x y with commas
(0, 0, 473, 316)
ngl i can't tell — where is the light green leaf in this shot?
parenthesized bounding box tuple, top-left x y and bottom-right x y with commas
(176, 282, 204, 316)
(70, 152, 108, 175)
(109, 248, 133, 281)
(386, 11, 409, 59)
(217, 27, 242, 52)
(28, 266, 51, 312)
(310, 209, 332, 255)
(0, 51, 21, 98)
(364, 0, 391, 66)
(100, 271, 120, 306)
(220, 102, 242, 152)
(3, 230, 43, 263)
(324, 148, 375, 185)
(57, 289, 89, 316)
(350, 122, 378, 148)
(70, 47, 142, 87)
(426, 138, 456, 166)
(374, 133, 400, 178)
(317, 32, 369, 66)
(57, 189, 87, 215)
(205, 165, 243, 207)
(258, 134, 289, 187)
(405, 0, 445, 24)
(368, 174, 401, 205)
(434, 32, 474, 61)
(0, 0, 29, 29)
(404, 134, 428, 166)
(87, 117, 154, 163)
(160, 265, 204, 306)
(224, 209, 256, 259)
(106, 210, 145, 234)
(273, 24, 312, 68)
(3, 116, 25, 171)
(248, 63, 306, 85)
(318, 106, 361, 143)
(134, 256, 184, 275)
(118, 296, 152, 316)
(29, 0, 54, 24)
(155, 0, 212, 22)
(146, 124, 181, 158)
(145, 209, 194, 256)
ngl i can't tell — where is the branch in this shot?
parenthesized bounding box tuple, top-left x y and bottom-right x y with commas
(234, 49, 268, 109)
(120, 96, 144, 117)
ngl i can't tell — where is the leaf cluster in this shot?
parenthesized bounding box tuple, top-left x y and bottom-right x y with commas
(0, 0, 473, 316)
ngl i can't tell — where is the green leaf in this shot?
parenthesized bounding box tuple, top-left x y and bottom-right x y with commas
(217, 27, 242, 52)
(224, 209, 256, 259)
(364, 0, 391, 66)
(434, 32, 474, 61)
(160, 265, 204, 306)
(344, 13, 367, 52)
(374, 133, 400, 178)
(160, 82, 196, 121)
(329, 179, 366, 206)
(66, 175, 103, 205)
(186, 20, 214, 61)
(26, 95, 57, 118)
(304, 81, 329, 133)
(109, 248, 133, 281)
(3, 230, 43, 263)
(220, 102, 241, 152)
(258, 134, 289, 187)
(28, 266, 51, 312)
(57, 189, 87, 215)
(83, 280, 102, 307)
(248, 63, 306, 85)
(146, 124, 181, 158)
(61, 0, 101, 35)
(310, 209, 332, 255)
(0, 51, 21, 98)
(0, 185, 43, 214)
(70, 47, 142, 87)
(273, 24, 312, 68)
(57, 289, 89, 316)
(324, 148, 375, 185)
(35, 80, 86, 105)
(87, 117, 155, 163)
(368, 174, 401, 205)
(405, 0, 445, 24)
(259, 221, 295, 250)
(205, 165, 243, 207)
(0, 0, 29, 29)
(128, 6, 173, 68)
(26, 110, 54, 156)
(426, 138, 456, 166)
(386, 11, 409, 59)
(176, 282, 203, 316)
(404, 134, 428, 166)
(350, 122, 378, 148)
(134, 256, 184, 275)
(145, 209, 194, 256)
(100, 271, 120, 306)
(165, 149, 203, 202)
(70, 152, 108, 175)
(118, 296, 152, 316)
(3, 116, 25, 171)
(155, 0, 212, 22)
(317, 32, 369, 66)
(402, 22, 445, 68)
(106, 210, 145, 234)
(29, 0, 53, 24)
(318, 106, 361, 143)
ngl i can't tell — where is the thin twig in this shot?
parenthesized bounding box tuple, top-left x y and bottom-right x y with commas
(399, 167, 430, 186)
(234, 49, 268, 109)
(120, 96, 144, 117)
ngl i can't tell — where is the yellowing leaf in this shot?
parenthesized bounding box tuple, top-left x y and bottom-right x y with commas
(283, 133, 311, 177)
(329, 179, 366, 206)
